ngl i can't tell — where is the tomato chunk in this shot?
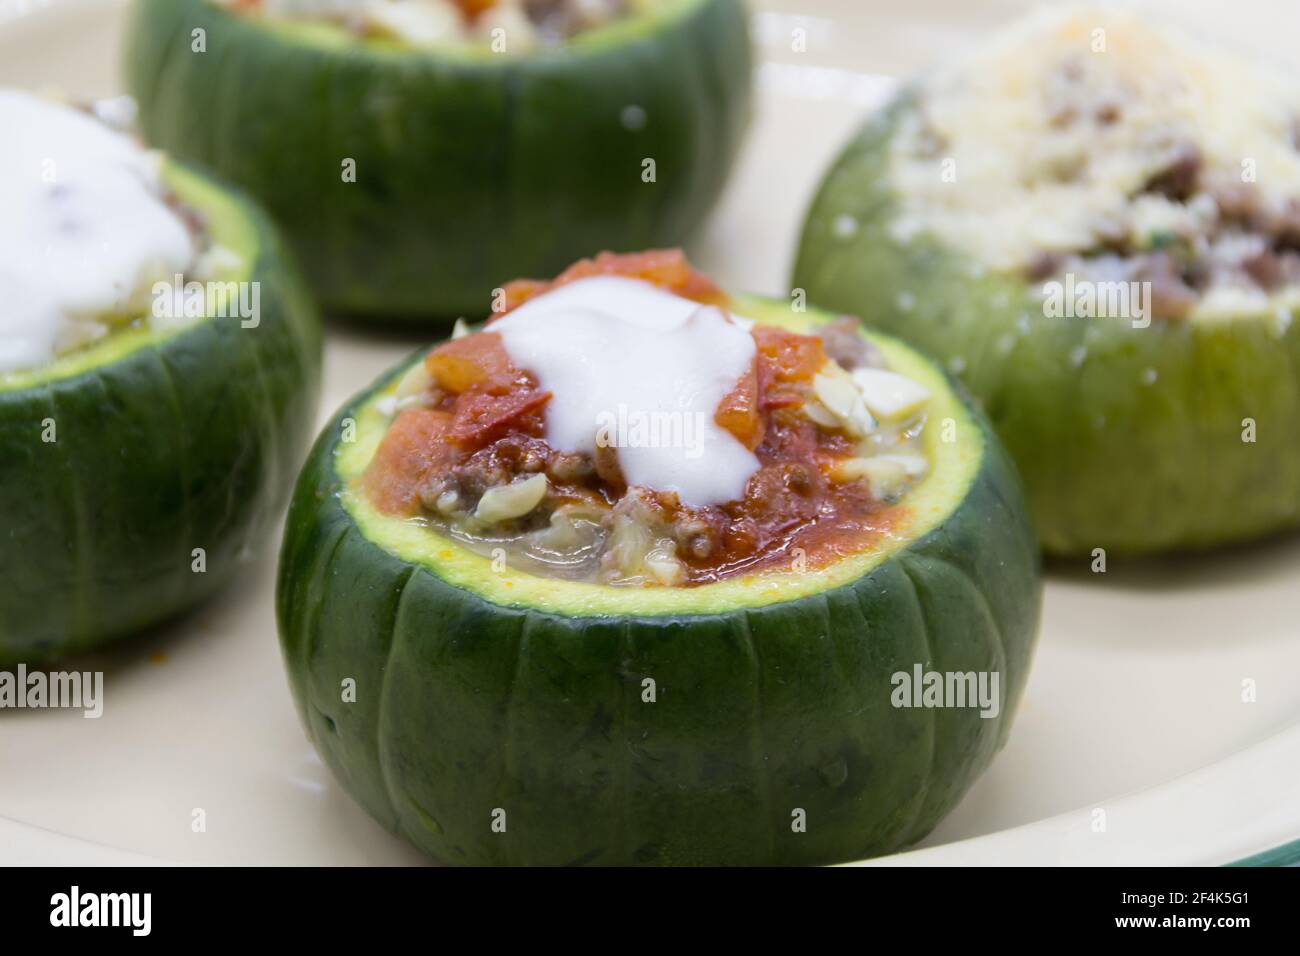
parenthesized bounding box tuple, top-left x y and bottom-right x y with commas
(753, 325, 827, 408)
(362, 408, 455, 515)
(449, 387, 551, 451)
(498, 249, 729, 315)
(425, 331, 518, 395)
(451, 0, 497, 18)
(715, 361, 764, 450)
(753, 325, 826, 382)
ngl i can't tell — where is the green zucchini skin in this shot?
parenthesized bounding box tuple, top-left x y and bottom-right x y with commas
(794, 96, 1300, 557)
(276, 314, 1040, 866)
(125, 0, 753, 321)
(0, 165, 321, 665)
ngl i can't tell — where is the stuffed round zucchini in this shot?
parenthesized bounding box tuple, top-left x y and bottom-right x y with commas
(277, 250, 1040, 866)
(125, 0, 752, 320)
(794, 8, 1300, 556)
(0, 90, 321, 665)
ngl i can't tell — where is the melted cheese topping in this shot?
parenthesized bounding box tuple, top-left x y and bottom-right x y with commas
(889, 7, 1300, 300)
(491, 276, 760, 507)
(0, 90, 196, 374)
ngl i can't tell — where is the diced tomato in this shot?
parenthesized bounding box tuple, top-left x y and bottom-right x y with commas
(496, 249, 729, 316)
(674, 269, 730, 307)
(497, 278, 549, 313)
(425, 331, 518, 395)
(449, 387, 551, 451)
(715, 360, 764, 450)
(753, 325, 827, 382)
(450, 0, 497, 19)
(362, 408, 456, 515)
(753, 325, 826, 409)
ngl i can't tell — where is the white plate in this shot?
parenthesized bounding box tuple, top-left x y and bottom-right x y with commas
(2, 0, 1299, 866)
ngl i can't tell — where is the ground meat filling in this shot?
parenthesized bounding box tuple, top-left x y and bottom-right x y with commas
(1017, 58, 1300, 316)
(361, 253, 933, 587)
(1021, 70, 1300, 318)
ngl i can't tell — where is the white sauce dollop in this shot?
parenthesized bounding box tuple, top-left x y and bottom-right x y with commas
(0, 90, 196, 374)
(492, 276, 760, 508)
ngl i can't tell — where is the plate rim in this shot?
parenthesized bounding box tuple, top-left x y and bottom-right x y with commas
(3, 0, 1299, 869)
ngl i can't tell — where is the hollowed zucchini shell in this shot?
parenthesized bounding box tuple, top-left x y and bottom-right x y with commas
(275, 296, 1040, 865)
(794, 95, 1300, 556)
(0, 163, 321, 664)
(124, 0, 753, 321)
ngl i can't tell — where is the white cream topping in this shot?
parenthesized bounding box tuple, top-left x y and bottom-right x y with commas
(492, 276, 760, 508)
(0, 90, 196, 374)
